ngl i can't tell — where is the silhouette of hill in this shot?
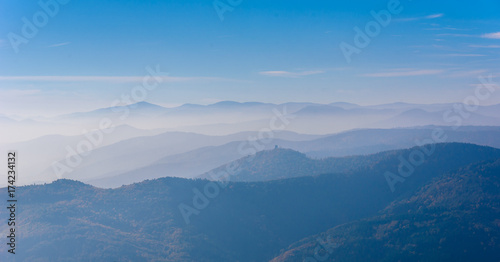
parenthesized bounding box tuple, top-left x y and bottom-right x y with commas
(271, 159, 500, 261)
(1, 143, 499, 261)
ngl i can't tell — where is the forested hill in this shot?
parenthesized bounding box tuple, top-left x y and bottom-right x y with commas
(1, 143, 499, 261)
(271, 158, 500, 262)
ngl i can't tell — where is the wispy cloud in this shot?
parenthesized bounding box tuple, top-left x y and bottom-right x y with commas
(47, 42, 71, 48)
(446, 69, 488, 78)
(425, 27, 464, 31)
(469, 83, 500, 90)
(469, 44, 500, 48)
(481, 32, 500, 39)
(443, 54, 486, 57)
(436, 33, 476, 37)
(0, 75, 233, 83)
(425, 14, 444, 19)
(0, 89, 42, 96)
(396, 13, 444, 22)
(259, 70, 325, 78)
(363, 69, 443, 77)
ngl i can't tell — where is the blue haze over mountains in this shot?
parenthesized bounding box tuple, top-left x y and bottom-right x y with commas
(1, 101, 500, 187)
(3, 0, 500, 260)
(1, 101, 500, 261)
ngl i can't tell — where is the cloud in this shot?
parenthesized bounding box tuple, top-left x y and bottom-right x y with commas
(0, 89, 42, 101)
(48, 42, 71, 48)
(439, 32, 500, 39)
(0, 89, 42, 97)
(469, 83, 500, 90)
(259, 70, 325, 78)
(481, 32, 500, 39)
(396, 13, 444, 22)
(443, 54, 486, 57)
(363, 69, 443, 77)
(469, 44, 500, 48)
(0, 75, 233, 83)
(437, 33, 476, 37)
(446, 69, 488, 78)
(425, 13, 444, 19)
(425, 26, 461, 31)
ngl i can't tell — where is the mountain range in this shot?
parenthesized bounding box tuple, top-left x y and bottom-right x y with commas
(1, 143, 499, 261)
(4, 101, 500, 143)
(5, 124, 500, 188)
(65, 126, 500, 188)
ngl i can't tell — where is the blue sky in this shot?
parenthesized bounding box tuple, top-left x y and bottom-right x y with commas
(1, 0, 500, 116)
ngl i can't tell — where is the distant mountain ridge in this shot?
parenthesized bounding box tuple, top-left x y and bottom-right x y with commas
(4, 100, 500, 143)
(201, 143, 500, 184)
(75, 126, 500, 188)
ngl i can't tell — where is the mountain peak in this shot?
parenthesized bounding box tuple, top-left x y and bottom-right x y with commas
(212, 101, 242, 106)
(329, 102, 360, 109)
(51, 179, 89, 187)
(129, 101, 164, 109)
(254, 147, 307, 158)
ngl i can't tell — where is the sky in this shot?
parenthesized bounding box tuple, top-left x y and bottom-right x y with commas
(0, 0, 500, 116)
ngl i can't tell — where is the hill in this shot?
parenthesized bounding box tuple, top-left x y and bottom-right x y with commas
(93, 126, 500, 188)
(1, 143, 499, 261)
(271, 159, 500, 261)
(203, 143, 500, 185)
